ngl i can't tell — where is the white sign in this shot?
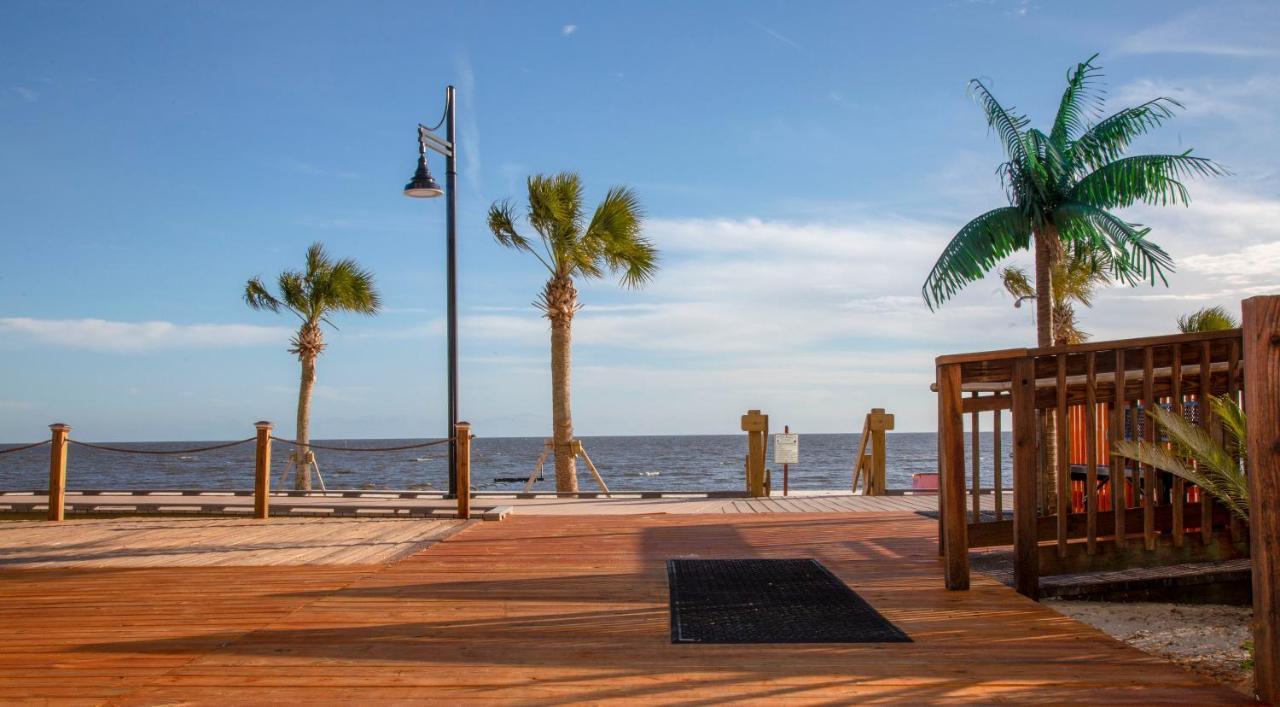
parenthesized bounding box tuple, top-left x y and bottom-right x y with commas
(773, 434, 799, 465)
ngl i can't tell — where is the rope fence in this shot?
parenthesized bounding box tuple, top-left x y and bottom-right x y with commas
(9, 421, 475, 522)
(0, 440, 51, 456)
(269, 437, 454, 453)
(66, 438, 257, 455)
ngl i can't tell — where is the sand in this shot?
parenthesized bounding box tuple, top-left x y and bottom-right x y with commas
(1044, 599, 1254, 695)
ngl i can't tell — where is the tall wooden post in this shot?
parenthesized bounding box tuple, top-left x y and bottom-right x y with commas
(47, 423, 70, 522)
(455, 421, 472, 519)
(741, 410, 768, 498)
(1011, 357, 1040, 599)
(1243, 295, 1280, 704)
(253, 421, 272, 519)
(939, 366, 969, 590)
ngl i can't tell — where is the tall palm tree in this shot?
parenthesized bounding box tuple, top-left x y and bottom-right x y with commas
(244, 242, 381, 490)
(488, 172, 658, 492)
(1178, 305, 1239, 333)
(923, 54, 1224, 347)
(999, 242, 1114, 345)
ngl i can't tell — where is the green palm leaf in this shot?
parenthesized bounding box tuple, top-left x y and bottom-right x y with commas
(1073, 98, 1183, 171)
(1050, 54, 1103, 149)
(923, 206, 1032, 309)
(1111, 397, 1249, 522)
(1071, 153, 1226, 209)
(1055, 201, 1173, 286)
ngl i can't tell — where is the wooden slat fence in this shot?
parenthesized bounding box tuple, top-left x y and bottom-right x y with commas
(936, 329, 1248, 597)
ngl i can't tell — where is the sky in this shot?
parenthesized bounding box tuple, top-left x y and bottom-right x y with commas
(1, 0, 1278, 442)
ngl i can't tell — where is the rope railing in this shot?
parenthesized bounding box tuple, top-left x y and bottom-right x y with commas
(66, 438, 257, 455)
(0, 440, 51, 456)
(20, 420, 474, 523)
(268, 437, 454, 453)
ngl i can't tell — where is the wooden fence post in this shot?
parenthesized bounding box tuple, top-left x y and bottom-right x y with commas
(1011, 357, 1040, 599)
(1243, 295, 1280, 704)
(253, 421, 272, 520)
(455, 422, 472, 519)
(741, 410, 769, 498)
(939, 364, 969, 590)
(47, 423, 70, 521)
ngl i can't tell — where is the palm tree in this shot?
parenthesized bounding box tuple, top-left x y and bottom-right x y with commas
(1113, 394, 1249, 523)
(923, 54, 1224, 347)
(244, 242, 381, 490)
(923, 54, 1223, 509)
(1178, 305, 1239, 333)
(999, 242, 1114, 345)
(488, 172, 658, 492)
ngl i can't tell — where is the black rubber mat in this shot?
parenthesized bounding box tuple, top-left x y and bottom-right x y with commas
(666, 558, 912, 644)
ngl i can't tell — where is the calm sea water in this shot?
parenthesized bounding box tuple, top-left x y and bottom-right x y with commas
(0, 433, 1013, 493)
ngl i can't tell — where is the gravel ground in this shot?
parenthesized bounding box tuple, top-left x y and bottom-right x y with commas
(1044, 600, 1254, 695)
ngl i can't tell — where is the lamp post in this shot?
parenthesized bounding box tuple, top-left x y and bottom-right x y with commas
(404, 85, 459, 497)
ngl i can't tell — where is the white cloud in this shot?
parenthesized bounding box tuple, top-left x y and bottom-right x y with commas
(0, 318, 291, 353)
(1116, 5, 1280, 57)
(561, 24, 577, 36)
(11, 86, 38, 102)
(1183, 242, 1280, 285)
(1111, 75, 1280, 122)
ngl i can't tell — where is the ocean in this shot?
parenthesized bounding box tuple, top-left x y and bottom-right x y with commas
(0, 432, 1013, 493)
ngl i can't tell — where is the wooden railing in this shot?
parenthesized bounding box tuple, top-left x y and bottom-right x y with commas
(936, 328, 1248, 595)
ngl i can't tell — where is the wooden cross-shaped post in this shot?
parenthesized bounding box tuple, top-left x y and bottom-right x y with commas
(741, 409, 769, 497)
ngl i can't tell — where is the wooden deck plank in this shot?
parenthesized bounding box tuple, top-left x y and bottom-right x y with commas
(0, 512, 1248, 703)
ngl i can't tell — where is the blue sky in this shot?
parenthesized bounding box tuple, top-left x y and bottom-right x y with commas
(2, 0, 1278, 441)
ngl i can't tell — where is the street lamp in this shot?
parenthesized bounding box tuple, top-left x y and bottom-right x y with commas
(404, 85, 459, 497)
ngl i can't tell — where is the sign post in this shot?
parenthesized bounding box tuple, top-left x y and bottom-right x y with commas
(774, 427, 799, 496)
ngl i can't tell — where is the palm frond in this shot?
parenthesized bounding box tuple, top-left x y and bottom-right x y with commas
(923, 206, 1032, 309)
(243, 277, 283, 313)
(277, 271, 310, 316)
(1177, 305, 1240, 333)
(1072, 98, 1183, 171)
(968, 79, 1034, 172)
(325, 258, 381, 315)
(586, 186, 657, 288)
(1056, 202, 1173, 286)
(1112, 401, 1250, 522)
(999, 265, 1035, 306)
(1050, 54, 1104, 149)
(1071, 153, 1226, 209)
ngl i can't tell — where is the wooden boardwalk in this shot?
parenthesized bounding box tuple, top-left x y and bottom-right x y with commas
(0, 511, 1248, 703)
(0, 516, 464, 568)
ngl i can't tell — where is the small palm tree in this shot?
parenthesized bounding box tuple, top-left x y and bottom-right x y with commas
(488, 172, 658, 492)
(244, 242, 381, 490)
(1000, 243, 1114, 345)
(1178, 305, 1239, 333)
(1112, 395, 1249, 522)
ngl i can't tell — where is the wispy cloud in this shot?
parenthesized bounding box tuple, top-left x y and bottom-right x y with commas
(0, 318, 291, 353)
(1112, 75, 1280, 122)
(747, 20, 806, 54)
(561, 24, 577, 36)
(454, 54, 482, 195)
(1117, 5, 1280, 57)
(11, 86, 38, 102)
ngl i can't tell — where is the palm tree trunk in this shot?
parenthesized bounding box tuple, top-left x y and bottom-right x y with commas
(1034, 227, 1059, 512)
(295, 351, 317, 492)
(545, 276, 579, 492)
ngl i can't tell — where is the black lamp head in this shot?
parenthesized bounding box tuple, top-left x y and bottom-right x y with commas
(403, 154, 443, 198)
